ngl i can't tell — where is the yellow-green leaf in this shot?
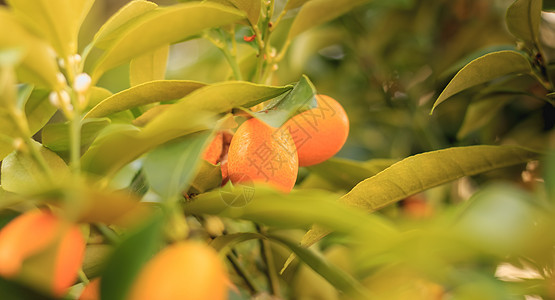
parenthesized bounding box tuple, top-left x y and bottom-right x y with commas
(431, 51, 532, 113)
(506, 0, 542, 49)
(6, 0, 94, 57)
(129, 45, 169, 86)
(285, 0, 312, 10)
(91, 2, 245, 81)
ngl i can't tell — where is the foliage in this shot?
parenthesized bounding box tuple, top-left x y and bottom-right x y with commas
(0, 0, 553, 299)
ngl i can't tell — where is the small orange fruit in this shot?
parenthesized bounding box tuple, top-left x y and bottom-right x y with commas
(79, 277, 100, 300)
(127, 242, 228, 300)
(284, 94, 349, 166)
(0, 210, 85, 296)
(202, 132, 224, 165)
(227, 118, 298, 192)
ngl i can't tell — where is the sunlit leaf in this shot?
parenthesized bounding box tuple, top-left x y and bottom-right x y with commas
(82, 82, 292, 177)
(431, 51, 532, 113)
(100, 213, 164, 300)
(143, 132, 211, 199)
(285, 0, 312, 10)
(188, 160, 223, 194)
(0, 8, 60, 89)
(25, 89, 56, 136)
(288, 0, 370, 39)
(129, 45, 169, 86)
(1, 141, 70, 194)
(6, 0, 94, 57)
(84, 80, 206, 119)
(92, 0, 158, 49)
(90, 2, 245, 81)
(210, 0, 260, 25)
(506, 0, 542, 49)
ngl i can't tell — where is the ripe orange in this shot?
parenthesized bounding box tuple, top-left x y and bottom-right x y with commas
(127, 242, 228, 300)
(284, 94, 349, 166)
(79, 277, 100, 300)
(0, 210, 85, 296)
(202, 132, 224, 165)
(227, 118, 298, 192)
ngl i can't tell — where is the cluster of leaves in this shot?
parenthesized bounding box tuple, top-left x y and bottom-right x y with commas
(0, 0, 553, 299)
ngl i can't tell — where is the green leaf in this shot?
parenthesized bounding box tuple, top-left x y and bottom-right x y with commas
(92, 0, 158, 49)
(545, 151, 555, 202)
(100, 213, 164, 300)
(90, 2, 245, 81)
(0, 277, 54, 300)
(188, 160, 223, 194)
(1, 141, 70, 194)
(288, 0, 370, 39)
(254, 74, 316, 127)
(42, 118, 111, 157)
(0, 8, 60, 89)
(267, 233, 372, 299)
(431, 51, 532, 113)
(210, 0, 260, 25)
(210, 232, 266, 255)
(506, 0, 542, 49)
(340, 145, 539, 212)
(6, 0, 94, 57)
(25, 89, 57, 136)
(82, 81, 292, 177)
(129, 45, 169, 86)
(143, 132, 211, 199)
(15, 84, 33, 110)
(285, 0, 312, 10)
(84, 80, 206, 119)
(457, 95, 511, 139)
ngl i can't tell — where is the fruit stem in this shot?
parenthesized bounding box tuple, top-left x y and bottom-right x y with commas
(256, 224, 281, 297)
(94, 223, 120, 244)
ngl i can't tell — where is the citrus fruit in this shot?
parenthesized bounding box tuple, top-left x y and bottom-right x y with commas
(127, 242, 228, 300)
(227, 117, 298, 192)
(284, 94, 349, 166)
(202, 132, 224, 165)
(79, 278, 100, 300)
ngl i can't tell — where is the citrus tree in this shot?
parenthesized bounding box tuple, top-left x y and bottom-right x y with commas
(0, 0, 553, 299)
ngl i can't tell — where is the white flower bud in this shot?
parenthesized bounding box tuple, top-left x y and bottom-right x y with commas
(49, 91, 60, 108)
(73, 73, 91, 94)
(56, 73, 67, 86)
(12, 138, 25, 152)
(59, 90, 71, 106)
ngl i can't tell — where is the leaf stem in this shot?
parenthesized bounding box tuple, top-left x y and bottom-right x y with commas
(227, 252, 261, 295)
(256, 224, 281, 297)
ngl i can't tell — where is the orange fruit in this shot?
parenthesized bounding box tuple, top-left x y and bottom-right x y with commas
(284, 94, 349, 166)
(0, 210, 85, 296)
(202, 132, 224, 165)
(227, 117, 298, 192)
(79, 278, 100, 300)
(127, 242, 228, 300)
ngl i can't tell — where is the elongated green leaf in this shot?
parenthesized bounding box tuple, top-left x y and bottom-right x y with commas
(1, 141, 70, 194)
(82, 82, 292, 177)
(210, 232, 266, 255)
(129, 45, 169, 86)
(298, 145, 540, 253)
(25, 89, 57, 134)
(92, 0, 158, 49)
(288, 0, 370, 39)
(143, 132, 211, 199)
(545, 151, 555, 201)
(42, 118, 111, 157)
(210, 0, 260, 25)
(6, 0, 94, 57)
(285, 0, 312, 10)
(101, 213, 164, 300)
(84, 80, 206, 119)
(506, 0, 542, 48)
(457, 96, 511, 139)
(91, 2, 245, 81)
(0, 9, 60, 89)
(268, 233, 372, 299)
(431, 51, 532, 113)
(254, 74, 316, 127)
(188, 160, 223, 194)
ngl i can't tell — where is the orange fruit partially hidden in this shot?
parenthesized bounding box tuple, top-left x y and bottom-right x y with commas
(127, 242, 228, 300)
(79, 278, 100, 300)
(284, 94, 349, 167)
(227, 118, 298, 192)
(202, 132, 224, 165)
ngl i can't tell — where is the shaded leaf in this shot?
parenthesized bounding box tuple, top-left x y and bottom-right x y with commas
(129, 45, 169, 86)
(431, 51, 532, 113)
(288, 0, 370, 39)
(82, 82, 292, 177)
(92, 0, 158, 49)
(1, 141, 70, 194)
(285, 0, 312, 10)
(457, 95, 511, 140)
(42, 118, 111, 157)
(143, 132, 212, 199)
(210, 232, 266, 255)
(6, 0, 94, 57)
(0, 8, 60, 89)
(100, 213, 164, 300)
(84, 80, 206, 119)
(254, 74, 316, 127)
(91, 2, 245, 80)
(188, 160, 223, 194)
(506, 0, 542, 49)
